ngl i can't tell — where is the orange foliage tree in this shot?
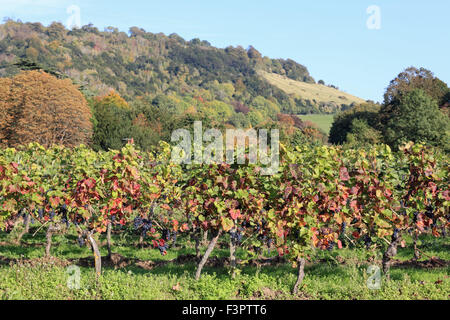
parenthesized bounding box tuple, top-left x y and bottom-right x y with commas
(94, 90, 130, 110)
(0, 70, 93, 148)
(0, 77, 13, 146)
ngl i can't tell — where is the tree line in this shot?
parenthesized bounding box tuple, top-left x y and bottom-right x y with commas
(329, 67, 450, 152)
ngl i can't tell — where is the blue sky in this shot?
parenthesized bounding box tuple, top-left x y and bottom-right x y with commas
(1, 0, 449, 103)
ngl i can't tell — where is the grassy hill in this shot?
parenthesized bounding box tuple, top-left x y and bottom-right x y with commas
(259, 70, 366, 113)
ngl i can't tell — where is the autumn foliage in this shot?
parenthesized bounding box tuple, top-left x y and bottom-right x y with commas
(0, 70, 92, 148)
(94, 90, 130, 110)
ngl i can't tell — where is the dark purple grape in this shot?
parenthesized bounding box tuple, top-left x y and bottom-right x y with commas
(77, 236, 85, 247)
(392, 228, 399, 241)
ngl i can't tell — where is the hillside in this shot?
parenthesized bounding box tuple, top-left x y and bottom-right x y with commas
(259, 71, 366, 113)
(0, 20, 364, 116)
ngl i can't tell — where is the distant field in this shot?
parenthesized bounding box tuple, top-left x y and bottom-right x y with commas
(258, 70, 366, 106)
(298, 114, 335, 134)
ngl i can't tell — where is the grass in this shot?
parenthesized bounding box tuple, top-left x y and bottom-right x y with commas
(258, 70, 366, 106)
(0, 224, 449, 300)
(298, 114, 335, 134)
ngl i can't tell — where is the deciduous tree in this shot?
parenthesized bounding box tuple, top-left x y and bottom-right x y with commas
(329, 102, 380, 145)
(383, 67, 450, 107)
(383, 89, 449, 151)
(0, 70, 92, 147)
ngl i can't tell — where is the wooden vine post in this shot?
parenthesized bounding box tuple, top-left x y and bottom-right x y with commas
(292, 257, 306, 295)
(382, 237, 401, 281)
(84, 230, 102, 278)
(195, 229, 222, 280)
(45, 223, 54, 257)
(229, 238, 237, 279)
(106, 222, 112, 259)
(15, 212, 31, 244)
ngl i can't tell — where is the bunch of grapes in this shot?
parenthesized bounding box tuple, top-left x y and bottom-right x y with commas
(429, 210, 439, 229)
(172, 231, 177, 244)
(38, 208, 44, 219)
(327, 241, 335, 251)
(158, 245, 167, 255)
(133, 217, 143, 230)
(162, 229, 171, 241)
(364, 235, 372, 248)
(77, 236, 85, 247)
(61, 216, 70, 228)
(392, 228, 399, 241)
(57, 205, 70, 227)
(230, 229, 243, 245)
(141, 220, 153, 238)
